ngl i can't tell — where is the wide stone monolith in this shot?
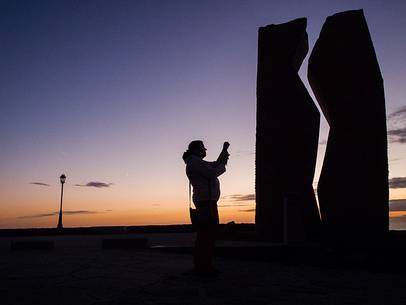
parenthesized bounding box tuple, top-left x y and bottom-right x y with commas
(256, 18, 321, 242)
(308, 9, 389, 245)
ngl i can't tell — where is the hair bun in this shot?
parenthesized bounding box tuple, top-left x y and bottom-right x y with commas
(182, 150, 192, 163)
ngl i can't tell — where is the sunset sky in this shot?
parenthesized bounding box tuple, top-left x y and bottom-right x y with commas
(1, 0, 406, 229)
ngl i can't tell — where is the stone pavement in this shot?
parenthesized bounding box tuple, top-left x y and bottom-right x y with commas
(1, 233, 406, 305)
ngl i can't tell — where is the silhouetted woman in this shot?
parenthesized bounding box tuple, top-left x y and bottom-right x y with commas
(182, 140, 229, 276)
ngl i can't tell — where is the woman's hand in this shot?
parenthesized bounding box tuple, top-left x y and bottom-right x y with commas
(219, 142, 230, 165)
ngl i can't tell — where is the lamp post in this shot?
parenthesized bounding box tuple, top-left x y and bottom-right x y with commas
(57, 174, 66, 230)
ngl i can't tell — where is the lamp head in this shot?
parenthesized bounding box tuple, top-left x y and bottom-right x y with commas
(60, 174, 66, 184)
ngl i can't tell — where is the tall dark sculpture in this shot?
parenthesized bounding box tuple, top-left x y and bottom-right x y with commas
(256, 18, 321, 242)
(308, 10, 389, 245)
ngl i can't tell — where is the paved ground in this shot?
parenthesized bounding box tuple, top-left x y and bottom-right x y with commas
(1, 233, 406, 305)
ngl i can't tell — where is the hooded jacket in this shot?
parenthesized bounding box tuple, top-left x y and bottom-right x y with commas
(185, 155, 226, 202)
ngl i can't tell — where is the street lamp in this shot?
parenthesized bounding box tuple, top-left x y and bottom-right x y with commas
(57, 174, 66, 230)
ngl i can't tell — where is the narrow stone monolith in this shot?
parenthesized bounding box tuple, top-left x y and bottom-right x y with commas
(308, 9, 389, 245)
(256, 18, 321, 242)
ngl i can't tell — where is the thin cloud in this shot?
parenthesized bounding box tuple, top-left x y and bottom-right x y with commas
(75, 181, 113, 188)
(389, 177, 406, 189)
(19, 212, 58, 219)
(239, 208, 256, 212)
(18, 210, 108, 219)
(388, 106, 406, 143)
(389, 199, 406, 211)
(388, 106, 406, 120)
(223, 194, 255, 201)
(64, 210, 100, 215)
(388, 128, 406, 143)
(30, 182, 51, 187)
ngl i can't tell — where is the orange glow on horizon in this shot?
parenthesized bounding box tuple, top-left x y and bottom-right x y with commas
(389, 211, 406, 218)
(0, 203, 256, 229)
